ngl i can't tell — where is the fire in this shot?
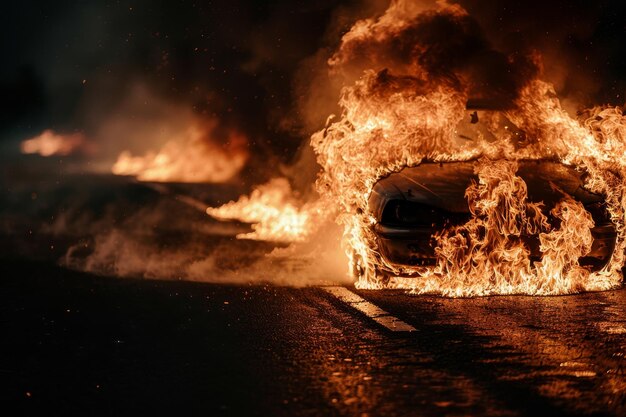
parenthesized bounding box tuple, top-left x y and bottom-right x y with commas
(308, 1, 626, 295)
(207, 0, 626, 296)
(21, 130, 90, 157)
(391, 160, 603, 296)
(112, 119, 248, 183)
(206, 178, 316, 242)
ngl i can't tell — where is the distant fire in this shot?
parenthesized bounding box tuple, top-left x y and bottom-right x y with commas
(208, 0, 626, 296)
(21, 130, 91, 157)
(112, 119, 248, 183)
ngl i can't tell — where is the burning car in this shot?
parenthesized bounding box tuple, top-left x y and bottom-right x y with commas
(209, 0, 626, 296)
(366, 159, 617, 282)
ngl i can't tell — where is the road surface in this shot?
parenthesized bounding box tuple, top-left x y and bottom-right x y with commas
(2, 259, 625, 416)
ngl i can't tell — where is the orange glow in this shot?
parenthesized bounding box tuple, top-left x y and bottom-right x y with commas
(309, 75, 626, 295)
(306, 2, 626, 295)
(21, 130, 90, 156)
(207, 0, 626, 296)
(206, 178, 317, 242)
(112, 119, 248, 183)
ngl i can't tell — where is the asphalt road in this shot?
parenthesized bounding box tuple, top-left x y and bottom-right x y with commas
(2, 259, 625, 417)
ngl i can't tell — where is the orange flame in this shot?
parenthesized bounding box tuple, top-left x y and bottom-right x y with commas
(391, 160, 602, 296)
(308, 69, 626, 296)
(207, 1, 626, 296)
(307, 2, 626, 295)
(21, 130, 90, 157)
(206, 178, 317, 242)
(112, 119, 248, 183)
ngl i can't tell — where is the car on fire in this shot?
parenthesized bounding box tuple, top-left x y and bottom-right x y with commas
(365, 160, 617, 280)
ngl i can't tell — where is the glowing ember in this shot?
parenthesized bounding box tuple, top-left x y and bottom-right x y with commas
(21, 130, 90, 157)
(112, 119, 248, 183)
(206, 178, 316, 242)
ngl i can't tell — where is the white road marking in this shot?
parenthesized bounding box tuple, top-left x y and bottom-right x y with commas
(321, 286, 417, 332)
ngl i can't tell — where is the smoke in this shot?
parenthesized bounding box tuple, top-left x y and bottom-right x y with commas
(0, 156, 349, 285)
(61, 200, 349, 286)
(4, 1, 624, 139)
(2, 0, 625, 286)
(2, 0, 371, 174)
(456, 0, 626, 109)
(292, 0, 625, 135)
(5, 0, 623, 168)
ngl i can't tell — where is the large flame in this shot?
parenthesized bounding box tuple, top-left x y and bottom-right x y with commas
(392, 160, 603, 296)
(112, 119, 248, 183)
(207, 0, 626, 296)
(308, 1, 626, 295)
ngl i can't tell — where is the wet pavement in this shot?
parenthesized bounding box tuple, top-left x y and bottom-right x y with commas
(2, 259, 625, 416)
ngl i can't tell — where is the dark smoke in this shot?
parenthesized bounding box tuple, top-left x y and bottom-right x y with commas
(408, 8, 539, 106)
(457, 0, 626, 108)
